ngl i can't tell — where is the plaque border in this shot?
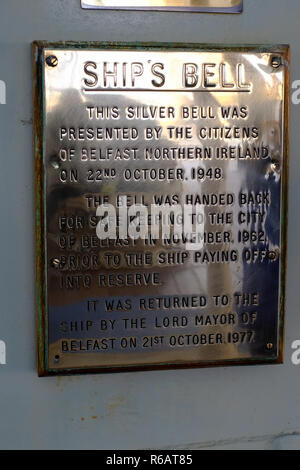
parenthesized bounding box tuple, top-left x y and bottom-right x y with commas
(80, 0, 243, 13)
(33, 41, 290, 376)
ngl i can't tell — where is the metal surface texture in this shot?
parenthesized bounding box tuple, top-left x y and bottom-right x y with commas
(33, 42, 289, 376)
(81, 0, 243, 12)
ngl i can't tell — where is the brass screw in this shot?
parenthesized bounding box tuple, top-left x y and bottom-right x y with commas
(267, 343, 273, 350)
(46, 55, 58, 67)
(268, 251, 277, 261)
(271, 56, 281, 69)
(51, 161, 60, 170)
(271, 160, 280, 172)
(51, 258, 60, 268)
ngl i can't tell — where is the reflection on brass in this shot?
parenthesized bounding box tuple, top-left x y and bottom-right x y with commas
(33, 42, 289, 376)
(81, 0, 243, 12)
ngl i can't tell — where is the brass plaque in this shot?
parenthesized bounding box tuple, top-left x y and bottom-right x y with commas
(81, 0, 243, 12)
(33, 42, 289, 376)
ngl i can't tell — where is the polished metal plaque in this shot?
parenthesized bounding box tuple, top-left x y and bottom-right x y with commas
(33, 42, 289, 375)
(81, 0, 243, 12)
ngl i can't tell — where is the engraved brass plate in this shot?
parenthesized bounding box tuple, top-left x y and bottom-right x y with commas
(33, 42, 289, 375)
(81, 0, 243, 12)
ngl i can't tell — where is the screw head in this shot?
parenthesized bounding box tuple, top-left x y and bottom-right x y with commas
(46, 55, 58, 67)
(54, 354, 60, 364)
(268, 251, 277, 261)
(51, 258, 60, 268)
(267, 343, 273, 350)
(50, 156, 60, 170)
(271, 56, 281, 69)
(271, 160, 280, 173)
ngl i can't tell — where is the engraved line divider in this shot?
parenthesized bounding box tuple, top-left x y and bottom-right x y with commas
(83, 88, 251, 93)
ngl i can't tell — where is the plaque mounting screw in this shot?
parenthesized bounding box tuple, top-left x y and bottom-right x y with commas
(50, 157, 60, 170)
(267, 343, 273, 350)
(46, 55, 58, 67)
(51, 258, 60, 268)
(271, 160, 280, 173)
(268, 251, 278, 261)
(271, 56, 281, 69)
(54, 354, 60, 364)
